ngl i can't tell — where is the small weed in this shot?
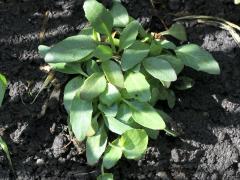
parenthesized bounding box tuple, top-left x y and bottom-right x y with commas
(39, 0, 220, 179)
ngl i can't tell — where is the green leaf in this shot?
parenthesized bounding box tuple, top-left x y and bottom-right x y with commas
(162, 23, 187, 41)
(102, 60, 124, 88)
(132, 64, 141, 72)
(119, 129, 148, 159)
(127, 101, 166, 130)
(120, 88, 133, 99)
(100, 83, 121, 106)
(97, 173, 114, 180)
(0, 137, 13, 170)
(103, 116, 133, 135)
(121, 41, 150, 71)
(80, 73, 107, 100)
(78, 26, 95, 38)
(149, 87, 160, 106)
(70, 92, 93, 141)
(98, 103, 118, 117)
(157, 55, 184, 75)
(149, 40, 162, 56)
(116, 103, 132, 123)
(83, 0, 113, 35)
(119, 20, 139, 50)
(174, 76, 195, 90)
(86, 60, 100, 75)
(38, 45, 50, 57)
(49, 62, 88, 76)
(145, 128, 159, 140)
(124, 72, 151, 102)
(176, 44, 220, 74)
(143, 56, 177, 82)
(86, 123, 108, 165)
(158, 110, 172, 123)
(167, 90, 176, 108)
(86, 113, 99, 137)
(160, 40, 176, 50)
(103, 143, 122, 169)
(94, 45, 113, 61)
(0, 74, 7, 106)
(45, 34, 97, 63)
(161, 80, 171, 88)
(111, 2, 129, 27)
(158, 85, 169, 100)
(63, 76, 84, 113)
(138, 22, 150, 39)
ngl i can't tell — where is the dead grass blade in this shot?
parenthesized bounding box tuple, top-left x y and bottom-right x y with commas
(174, 15, 240, 47)
(175, 15, 240, 31)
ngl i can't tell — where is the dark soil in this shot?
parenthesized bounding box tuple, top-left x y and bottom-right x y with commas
(0, 0, 240, 179)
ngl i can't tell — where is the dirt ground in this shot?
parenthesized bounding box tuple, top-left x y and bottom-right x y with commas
(0, 0, 240, 179)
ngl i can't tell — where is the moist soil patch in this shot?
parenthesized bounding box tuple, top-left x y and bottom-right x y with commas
(0, 0, 240, 179)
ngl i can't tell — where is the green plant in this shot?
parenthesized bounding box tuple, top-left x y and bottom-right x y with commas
(0, 73, 13, 171)
(39, 0, 220, 179)
(0, 73, 7, 107)
(0, 137, 13, 172)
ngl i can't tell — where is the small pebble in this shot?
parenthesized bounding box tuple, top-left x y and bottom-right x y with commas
(36, 159, 44, 166)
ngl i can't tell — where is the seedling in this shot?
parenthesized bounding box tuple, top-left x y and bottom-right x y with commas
(0, 137, 13, 172)
(0, 73, 13, 172)
(0, 73, 7, 107)
(39, 0, 220, 179)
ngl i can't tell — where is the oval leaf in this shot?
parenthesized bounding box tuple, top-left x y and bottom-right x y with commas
(45, 35, 97, 63)
(99, 83, 121, 106)
(86, 124, 108, 165)
(176, 44, 220, 74)
(38, 45, 50, 57)
(86, 113, 99, 137)
(119, 20, 139, 50)
(119, 129, 148, 159)
(111, 2, 129, 27)
(63, 76, 84, 113)
(143, 57, 177, 82)
(149, 40, 163, 56)
(98, 103, 118, 118)
(116, 103, 132, 123)
(157, 55, 184, 75)
(124, 72, 151, 102)
(94, 45, 113, 61)
(167, 90, 176, 109)
(86, 60, 100, 75)
(70, 93, 93, 141)
(102, 60, 124, 88)
(174, 76, 195, 90)
(103, 116, 133, 135)
(83, 0, 113, 35)
(121, 41, 150, 71)
(129, 101, 166, 130)
(80, 73, 107, 100)
(160, 40, 177, 50)
(49, 62, 88, 76)
(162, 23, 187, 41)
(103, 144, 122, 169)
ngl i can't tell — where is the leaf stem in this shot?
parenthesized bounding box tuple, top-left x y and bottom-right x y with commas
(108, 34, 116, 53)
(141, 36, 150, 43)
(121, 99, 135, 110)
(164, 128, 177, 137)
(101, 163, 105, 174)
